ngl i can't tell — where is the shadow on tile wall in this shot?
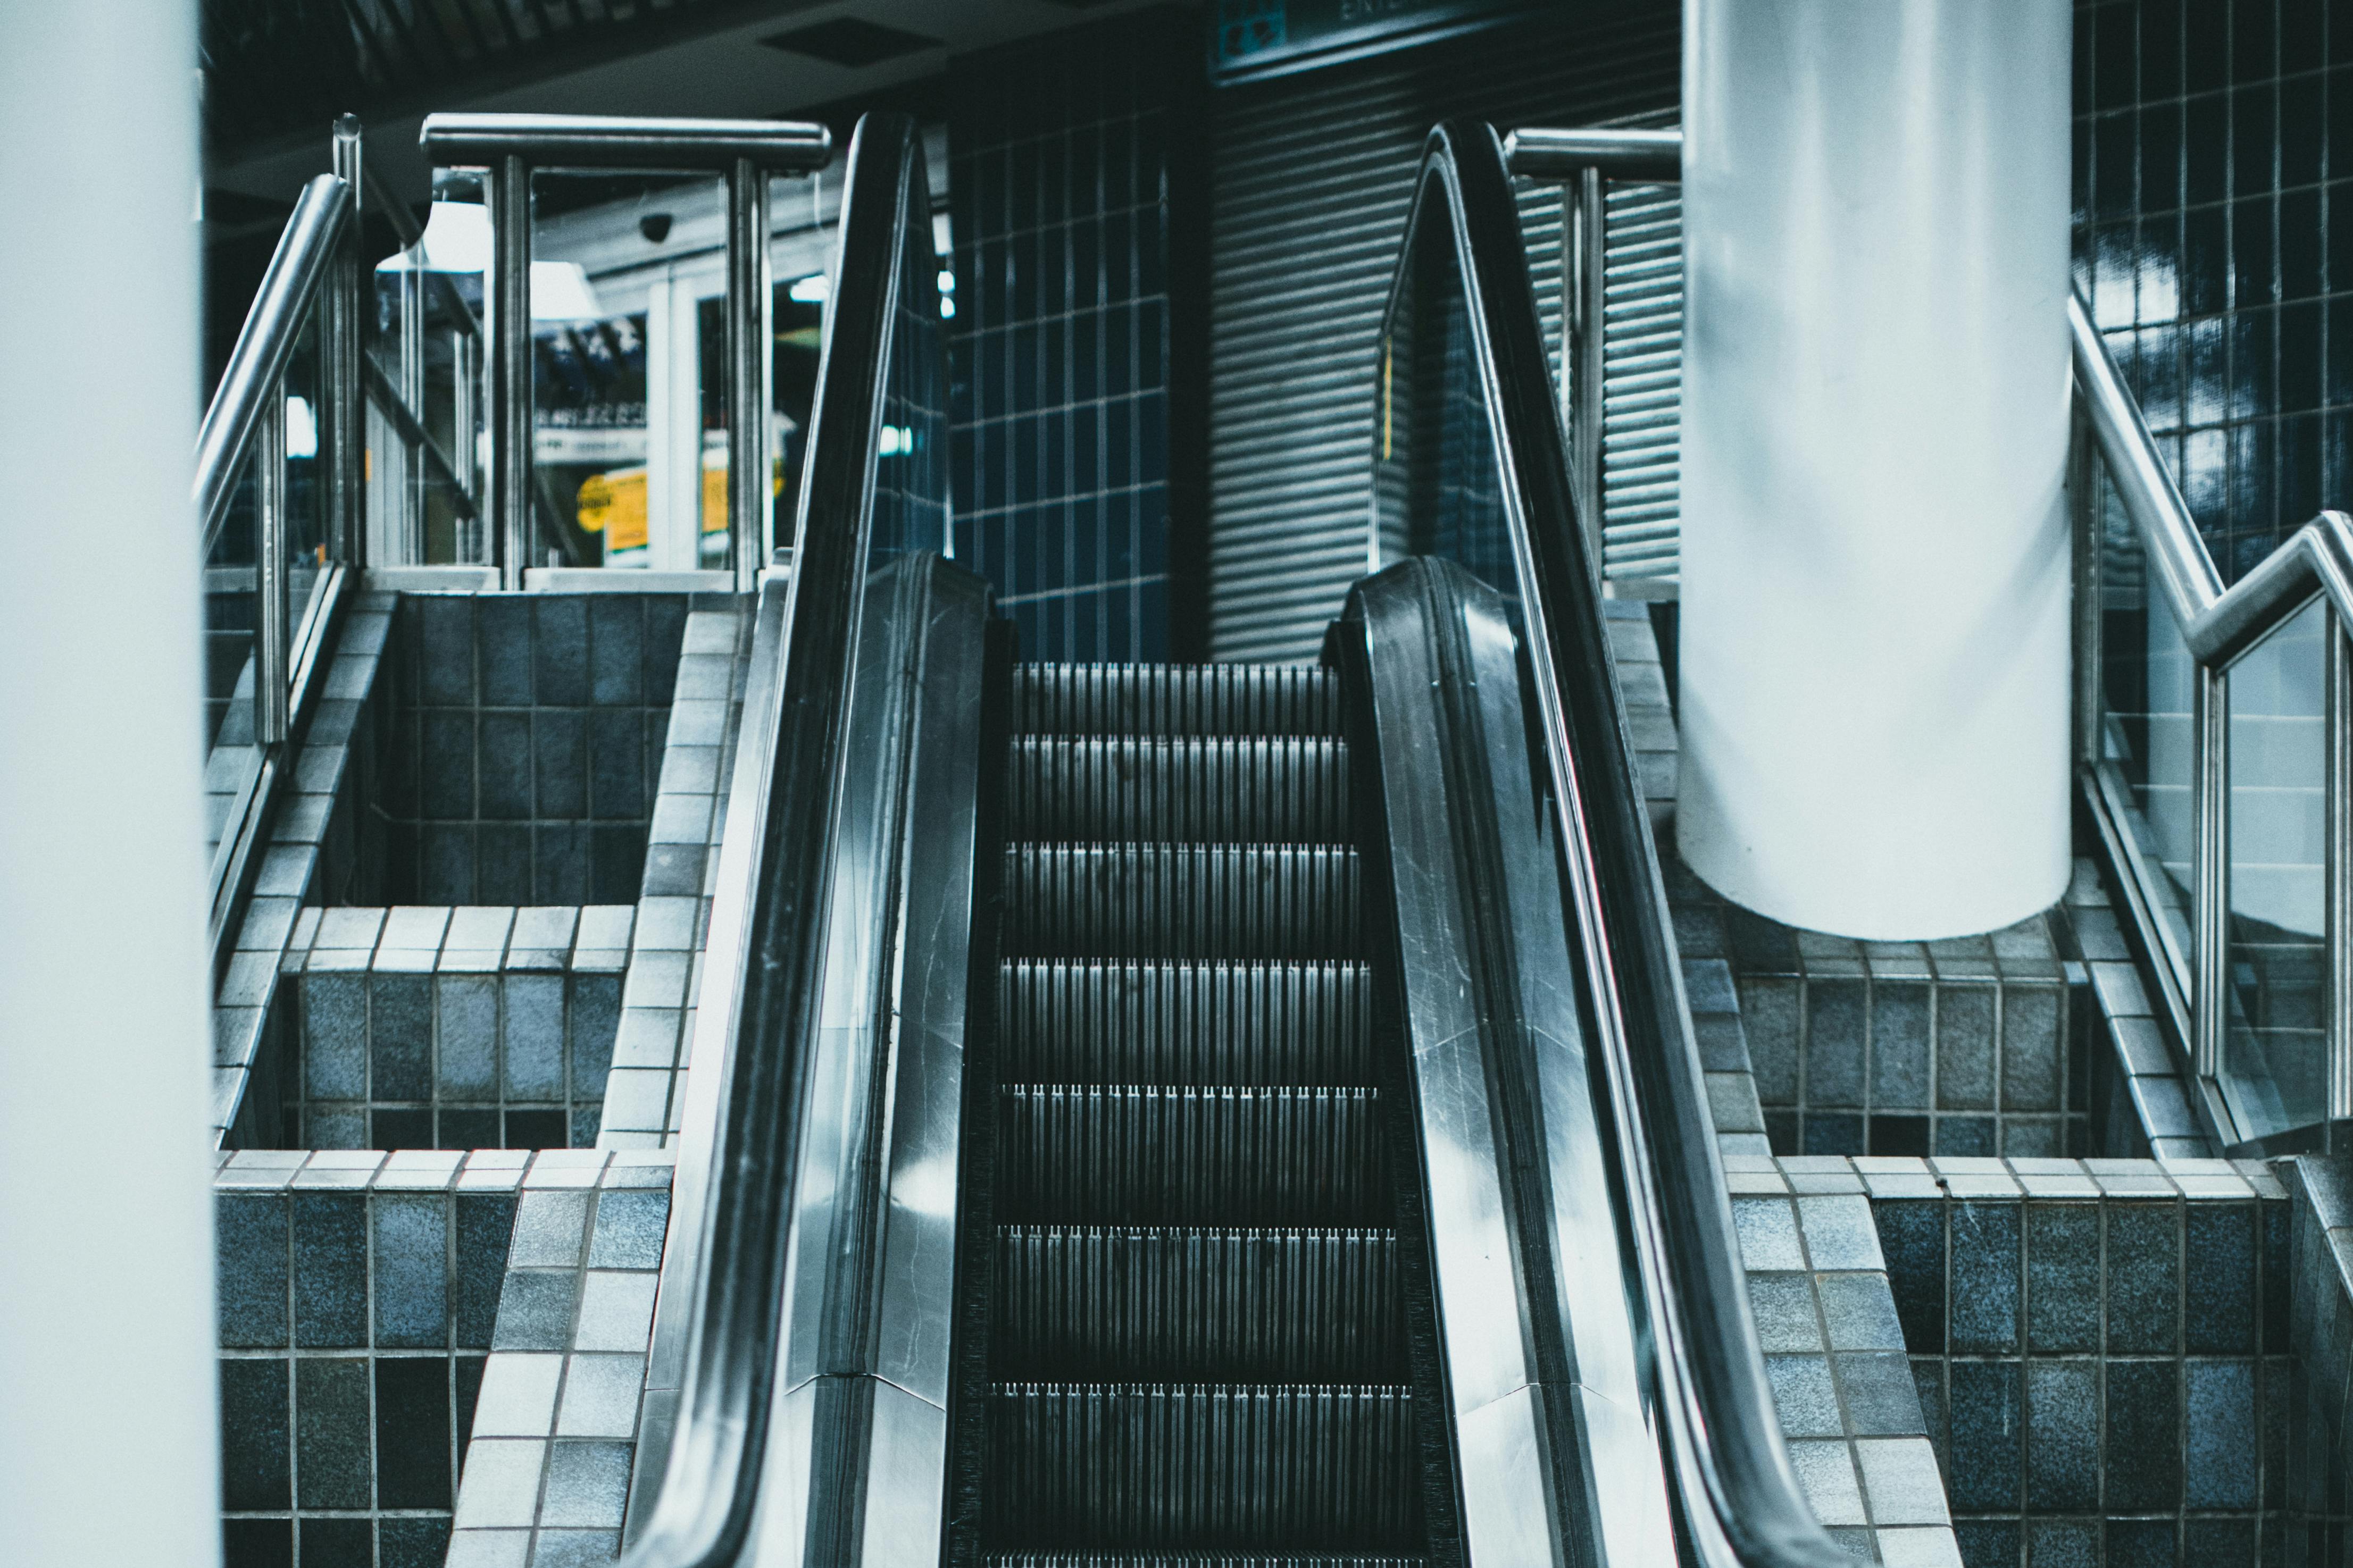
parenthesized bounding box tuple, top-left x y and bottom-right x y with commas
(2075, 0, 2353, 583)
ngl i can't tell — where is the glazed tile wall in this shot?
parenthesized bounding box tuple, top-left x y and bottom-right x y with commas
(598, 604, 754, 1150)
(946, 7, 1200, 661)
(369, 591, 711, 906)
(2074, 0, 2352, 581)
(251, 904, 633, 1152)
(215, 1148, 527, 1568)
(447, 1150, 673, 1566)
(2279, 1157, 2353, 1564)
(1870, 1154, 2294, 1566)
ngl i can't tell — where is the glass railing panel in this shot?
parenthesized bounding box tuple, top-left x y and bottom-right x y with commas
(2095, 456, 2198, 984)
(870, 162, 950, 562)
(283, 307, 331, 627)
(1371, 203, 1516, 602)
(203, 458, 264, 884)
(770, 169, 838, 554)
(2220, 593, 2330, 1138)
(530, 170, 728, 571)
(373, 182, 486, 565)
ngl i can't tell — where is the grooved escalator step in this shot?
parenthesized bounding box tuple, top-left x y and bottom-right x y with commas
(999, 961, 1374, 1087)
(984, 1383, 1421, 1552)
(1005, 845, 1361, 960)
(1007, 736, 1352, 845)
(992, 1226, 1405, 1381)
(997, 1086, 1386, 1226)
(1013, 664, 1343, 739)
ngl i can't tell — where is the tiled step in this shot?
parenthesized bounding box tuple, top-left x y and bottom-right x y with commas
(996, 1086, 1386, 1227)
(984, 1383, 1421, 1551)
(1004, 845, 1361, 960)
(1012, 664, 1343, 740)
(992, 1226, 1404, 1381)
(999, 961, 1374, 1087)
(1006, 736, 1351, 844)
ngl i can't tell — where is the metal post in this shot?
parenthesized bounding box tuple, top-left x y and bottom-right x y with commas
(2327, 612, 2353, 1128)
(256, 378, 291, 745)
(453, 326, 480, 561)
(400, 264, 425, 562)
(2070, 404, 2102, 767)
(1573, 166, 1607, 578)
(330, 114, 366, 566)
(487, 153, 533, 588)
(727, 157, 772, 590)
(2191, 661, 2230, 1078)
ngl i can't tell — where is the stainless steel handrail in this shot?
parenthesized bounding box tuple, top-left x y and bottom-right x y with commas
(620, 111, 940, 1568)
(194, 173, 351, 561)
(1504, 124, 1682, 181)
(1375, 121, 1848, 1568)
(416, 112, 834, 589)
(2068, 289, 2353, 1136)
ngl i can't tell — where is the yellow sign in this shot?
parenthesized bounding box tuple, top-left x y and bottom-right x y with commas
(577, 459, 787, 558)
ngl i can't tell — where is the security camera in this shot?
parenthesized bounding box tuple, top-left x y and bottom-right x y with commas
(639, 213, 673, 244)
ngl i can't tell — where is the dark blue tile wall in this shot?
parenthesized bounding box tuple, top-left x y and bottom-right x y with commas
(370, 592, 713, 904)
(1880, 1184, 2294, 1565)
(2076, 0, 2353, 581)
(947, 7, 1203, 662)
(218, 1177, 515, 1567)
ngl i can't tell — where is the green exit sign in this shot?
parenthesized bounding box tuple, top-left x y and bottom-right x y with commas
(1211, 0, 1542, 83)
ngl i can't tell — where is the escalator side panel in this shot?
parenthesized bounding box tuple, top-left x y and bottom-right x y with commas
(1340, 558, 1678, 1568)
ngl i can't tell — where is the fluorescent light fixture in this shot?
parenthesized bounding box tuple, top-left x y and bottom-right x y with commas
(940, 297, 955, 320)
(877, 424, 914, 457)
(937, 269, 955, 295)
(788, 272, 830, 304)
(285, 396, 317, 459)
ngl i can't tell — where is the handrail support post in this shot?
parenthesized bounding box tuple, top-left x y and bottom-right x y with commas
(2329, 612, 2353, 1129)
(2071, 401, 2104, 767)
(256, 380, 291, 747)
(728, 157, 772, 591)
(2192, 662, 2229, 1079)
(330, 116, 366, 568)
(488, 153, 533, 589)
(1572, 165, 1606, 577)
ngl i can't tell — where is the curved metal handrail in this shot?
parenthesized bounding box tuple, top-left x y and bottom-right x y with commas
(194, 172, 351, 561)
(620, 111, 934, 1568)
(2071, 291, 2353, 667)
(1374, 121, 1849, 1568)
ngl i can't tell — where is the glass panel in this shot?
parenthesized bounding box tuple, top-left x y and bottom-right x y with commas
(532, 171, 726, 571)
(870, 165, 950, 562)
(770, 169, 835, 553)
(1371, 195, 1514, 603)
(2220, 594, 2330, 1137)
(373, 169, 487, 564)
(203, 457, 264, 886)
(283, 308, 330, 624)
(2095, 459, 2197, 983)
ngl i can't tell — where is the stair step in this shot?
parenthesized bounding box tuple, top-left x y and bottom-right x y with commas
(999, 961, 1374, 1086)
(1013, 664, 1343, 740)
(1005, 846, 1361, 960)
(984, 1383, 1421, 1552)
(993, 1226, 1404, 1381)
(1007, 736, 1351, 844)
(997, 1086, 1386, 1226)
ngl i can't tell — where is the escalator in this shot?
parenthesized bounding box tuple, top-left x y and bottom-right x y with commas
(620, 110, 1854, 1568)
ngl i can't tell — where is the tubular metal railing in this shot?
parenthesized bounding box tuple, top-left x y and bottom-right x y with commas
(416, 113, 834, 590)
(620, 111, 950, 1568)
(1505, 123, 1684, 596)
(1372, 120, 1849, 1568)
(2069, 291, 2353, 1151)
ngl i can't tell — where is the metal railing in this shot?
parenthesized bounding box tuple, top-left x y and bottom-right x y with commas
(416, 113, 834, 590)
(1373, 120, 1849, 1568)
(1505, 124, 1684, 597)
(2069, 291, 2353, 1150)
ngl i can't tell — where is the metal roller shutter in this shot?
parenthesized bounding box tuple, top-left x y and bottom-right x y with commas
(1207, 4, 1680, 663)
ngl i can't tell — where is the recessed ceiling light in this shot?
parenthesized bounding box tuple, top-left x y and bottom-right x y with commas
(760, 18, 942, 68)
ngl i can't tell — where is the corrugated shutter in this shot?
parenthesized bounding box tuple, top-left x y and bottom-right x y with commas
(1207, 5, 1680, 663)
(1600, 180, 1683, 588)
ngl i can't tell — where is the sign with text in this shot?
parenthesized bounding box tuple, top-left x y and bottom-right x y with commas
(1211, 0, 1542, 84)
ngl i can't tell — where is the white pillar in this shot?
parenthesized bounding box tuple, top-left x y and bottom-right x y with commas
(0, 5, 221, 1567)
(1675, 0, 2074, 940)
(645, 271, 704, 572)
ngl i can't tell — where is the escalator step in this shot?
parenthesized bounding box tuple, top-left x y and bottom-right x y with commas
(997, 1086, 1386, 1226)
(1008, 736, 1351, 844)
(1005, 846, 1360, 960)
(984, 1383, 1421, 1550)
(1013, 664, 1343, 740)
(999, 961, 1373, 1087)
(993, 1226, 1404, 1381)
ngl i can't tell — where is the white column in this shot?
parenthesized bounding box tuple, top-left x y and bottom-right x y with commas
(0, 7, 221, 1567)
(645, 271, 704, 572)
(1675, 0, 2074, 940)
